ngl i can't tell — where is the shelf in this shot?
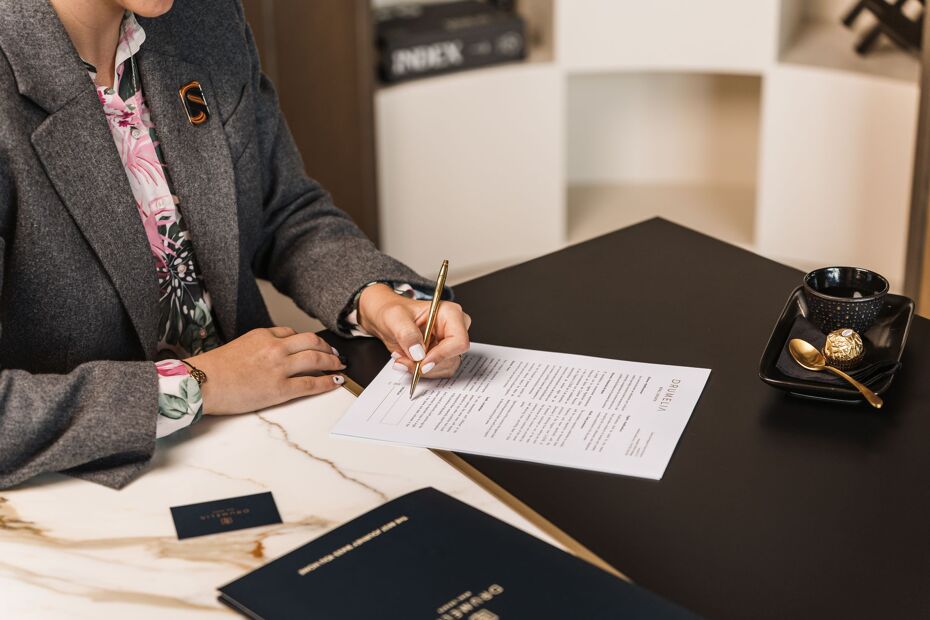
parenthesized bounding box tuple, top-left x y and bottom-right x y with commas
(375, 55, 553, 93)
(780, 19, 919, 84)
(557, 0, 779, 75)
(567, 183, 756, 251)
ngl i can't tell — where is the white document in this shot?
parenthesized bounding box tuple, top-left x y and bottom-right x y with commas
(331, 343, 710, 480)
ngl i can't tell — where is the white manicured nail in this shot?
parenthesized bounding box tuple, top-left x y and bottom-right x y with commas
(392, 362, 409, 374)
(421, 362, 436, 375)
(409, 344, 425, 361)
(332, 375, 344, 384)
(331, 346, 340, 356)
(390, 351, 401, 360)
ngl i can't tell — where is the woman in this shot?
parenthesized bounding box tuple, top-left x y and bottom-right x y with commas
(0, 0, 470, 489)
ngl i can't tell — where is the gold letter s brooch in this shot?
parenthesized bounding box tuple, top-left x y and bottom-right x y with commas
(179, 81, 210, 125)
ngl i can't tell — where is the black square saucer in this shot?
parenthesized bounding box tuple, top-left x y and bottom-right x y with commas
(759, 286, 915, 403)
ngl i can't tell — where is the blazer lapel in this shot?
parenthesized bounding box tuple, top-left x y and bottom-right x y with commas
(6, 1, 162, 358)
(31, 93, 162, 359)
(3, 1, 240, 348)
(136, 49, 240, 340)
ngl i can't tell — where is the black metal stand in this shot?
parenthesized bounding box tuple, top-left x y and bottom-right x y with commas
(843, 0, 924, 55)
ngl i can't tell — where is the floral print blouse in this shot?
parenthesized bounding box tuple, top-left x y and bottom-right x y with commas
(87, 14, 421, 439)
(86, 13, 214, 438)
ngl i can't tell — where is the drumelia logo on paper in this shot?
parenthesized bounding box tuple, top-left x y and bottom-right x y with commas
(658, 379, 682, 412)
(392, 40, 465, 76)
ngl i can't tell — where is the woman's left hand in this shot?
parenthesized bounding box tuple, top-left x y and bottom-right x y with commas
(357, 284, 471, 378)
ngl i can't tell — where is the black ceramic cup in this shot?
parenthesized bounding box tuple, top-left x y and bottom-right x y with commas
(803, 267, 889, 334)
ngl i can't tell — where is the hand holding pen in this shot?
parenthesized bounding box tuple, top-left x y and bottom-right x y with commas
(355, 260, 471, 390)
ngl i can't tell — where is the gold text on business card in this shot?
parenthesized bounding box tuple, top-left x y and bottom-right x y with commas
(200, 507, 251, 526)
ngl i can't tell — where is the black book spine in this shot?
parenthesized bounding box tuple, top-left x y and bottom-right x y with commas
(378, 15, 526, 84)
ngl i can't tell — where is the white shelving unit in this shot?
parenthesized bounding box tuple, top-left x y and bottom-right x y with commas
(373, 0, 921, 290)
(758, 0, 920, 290)
(375, 62, 564, 277)
(756, 65, 917, 288)
(556, 0, 780, 74)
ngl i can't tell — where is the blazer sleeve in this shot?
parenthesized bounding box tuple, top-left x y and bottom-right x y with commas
(0, 173, 160, 490)
(239, 8, 436, 336)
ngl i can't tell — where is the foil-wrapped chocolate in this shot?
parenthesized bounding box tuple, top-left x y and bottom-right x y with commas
(822, 328, 864, 370)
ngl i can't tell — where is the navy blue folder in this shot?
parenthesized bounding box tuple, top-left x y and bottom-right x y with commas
(218, 487, 698, 619)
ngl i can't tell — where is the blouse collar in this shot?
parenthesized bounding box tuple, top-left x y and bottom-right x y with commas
(115, 12, 146, 69)
(81, 12, 146, 81)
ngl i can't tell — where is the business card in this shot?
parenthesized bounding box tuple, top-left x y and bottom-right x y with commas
(170, 492, 282, 540)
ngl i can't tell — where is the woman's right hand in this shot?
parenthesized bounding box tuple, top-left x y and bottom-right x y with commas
(186, 327, 346, 415)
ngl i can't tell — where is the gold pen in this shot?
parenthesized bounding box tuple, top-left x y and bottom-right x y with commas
(410, 259, 449, 398)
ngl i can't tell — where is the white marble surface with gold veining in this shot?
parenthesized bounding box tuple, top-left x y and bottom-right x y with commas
(0, 387, 556, 619)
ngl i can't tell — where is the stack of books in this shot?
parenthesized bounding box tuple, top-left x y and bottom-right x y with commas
(375, 1, 527, 84)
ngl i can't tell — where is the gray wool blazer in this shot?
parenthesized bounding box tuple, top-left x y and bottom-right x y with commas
(0, 0, 433, 490)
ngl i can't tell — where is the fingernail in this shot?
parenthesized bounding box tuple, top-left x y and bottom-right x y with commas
(390, 351, 401, 360)
(332, 375, 345, 385)
(392, 362, 409, 374)
(338, 355, 349, 366)
(421, 362, 436, 374)
(331, 346, 340, 356)
(409, 344, 425, 361)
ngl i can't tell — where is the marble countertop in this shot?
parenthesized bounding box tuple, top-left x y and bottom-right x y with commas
(0, 387, 556, 619)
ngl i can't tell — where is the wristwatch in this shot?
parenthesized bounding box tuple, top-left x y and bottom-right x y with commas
(179, 359, 208, 386)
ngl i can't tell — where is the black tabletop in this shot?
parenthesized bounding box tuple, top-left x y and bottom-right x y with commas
(323, 218, 930, 619)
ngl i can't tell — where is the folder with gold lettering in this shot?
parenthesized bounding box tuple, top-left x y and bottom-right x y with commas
(218, 488, 697, 619)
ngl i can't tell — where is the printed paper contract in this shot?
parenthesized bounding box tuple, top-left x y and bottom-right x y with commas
(331, 343, 711, 479)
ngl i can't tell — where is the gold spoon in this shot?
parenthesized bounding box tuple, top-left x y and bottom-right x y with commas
(788, 339, 883, 409)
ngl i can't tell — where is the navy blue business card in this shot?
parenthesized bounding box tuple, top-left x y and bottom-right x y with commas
(170, 492, 282, 540)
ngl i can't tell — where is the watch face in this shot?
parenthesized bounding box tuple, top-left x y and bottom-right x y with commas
(190, 367, 207, 385)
